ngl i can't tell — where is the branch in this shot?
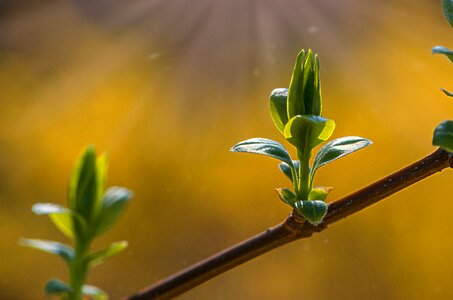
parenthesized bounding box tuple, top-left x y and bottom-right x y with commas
(125, 148, 453, 300)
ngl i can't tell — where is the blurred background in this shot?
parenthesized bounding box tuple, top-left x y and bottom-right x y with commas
(1, 0, 452, 299)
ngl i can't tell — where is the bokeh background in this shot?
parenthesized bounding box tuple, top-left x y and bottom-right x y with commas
(1, 0, 452, 299)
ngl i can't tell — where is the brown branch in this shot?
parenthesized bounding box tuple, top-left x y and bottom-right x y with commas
(125, 148, 453, 300)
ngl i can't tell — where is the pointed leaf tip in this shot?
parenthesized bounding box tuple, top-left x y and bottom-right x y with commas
(312, 136, 372, 176)
(231, 138, 293, 166)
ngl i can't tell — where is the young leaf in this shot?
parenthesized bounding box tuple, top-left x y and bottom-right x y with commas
(308, 187, 333, 201)
(45, 278, 72, 295)
(275, 188, 298, 206)
(287, 49, 306, 118)
(269, 88, 289, 133)
(95, 154, 109, 215)
(442, 0, 453, 27)
(294, 200, 328, 226)
(32, 203, 75, 239)
(94, 187, 132, 236)
(32, 203, 87, 239)
(82, 285, 108, 300)
(284, 115, 335, 150)
(312, 136, 372, 175)
(432, 46, 453, 63)
(441, 88, 453, 97)
(19, 238, 74, 263)
(433, 120, 453, 152)
(279, 160, 300, 182)
(88, 241, 128, 267)
(69, 146, 98, 222)
(230, 138, 294, 166)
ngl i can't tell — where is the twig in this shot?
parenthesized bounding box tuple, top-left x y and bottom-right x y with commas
(125, 148, 453, 300)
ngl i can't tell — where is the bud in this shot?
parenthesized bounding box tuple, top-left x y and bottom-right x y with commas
(287, 49, 322, 118)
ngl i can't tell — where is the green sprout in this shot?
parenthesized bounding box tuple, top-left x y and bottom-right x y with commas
(432, 0, 453, 152)
(20, 146, 133, 300)
(231, 49, 372, 225)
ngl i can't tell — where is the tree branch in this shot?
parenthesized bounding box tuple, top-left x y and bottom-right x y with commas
(125, 148, 453, 300)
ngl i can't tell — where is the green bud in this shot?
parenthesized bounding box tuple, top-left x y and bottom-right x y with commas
(287, 49, 322, 118)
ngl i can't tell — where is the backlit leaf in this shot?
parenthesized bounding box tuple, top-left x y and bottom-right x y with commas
(19, 238, 74, 263)
(312, 136, 372, 176)
(94, 187, 132, 236)
(284, 115, 335, 150)
(269, 88, 289, 133)
(231, 138, 294, 166)
(88, 241, 128, 267)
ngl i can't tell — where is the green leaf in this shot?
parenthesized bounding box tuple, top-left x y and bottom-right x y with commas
(284, 115, 335, 150)
(433, 120, 453, 152)
(95, 154, 109, 215)
(32, 203, 87, 239)
(88, 241, 128, 267)
(230, 138, 294, 166)
(82, 285, 108, 300)
(279, 160, 300, 182)
(69, 146, 98, 222)
(269, 88, 289, 133)
(294, 200, 328, 226)
(287, 49, 306, 118)
(19, 238, 74, 263)
(308, 187, 333, 201)
(275, 188, 298, 206)
(312, 136, 372, 176)
(441, 88, 453, 97)
(94, 187, 132, 236)
(32, 203, 75, 239)
(432, 46, 453, 63)
(442, 0, 453, 27)
(45, 279, 72, 295)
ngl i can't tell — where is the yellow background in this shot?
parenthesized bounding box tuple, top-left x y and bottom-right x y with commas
(1, 0, 452, 299)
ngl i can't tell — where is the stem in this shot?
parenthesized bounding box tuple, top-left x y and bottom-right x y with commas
(297, 149, 311, 199)
(69, 238, 90, 300)
(124, 148, 452, 300)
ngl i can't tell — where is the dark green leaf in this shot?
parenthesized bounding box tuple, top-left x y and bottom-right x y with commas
(442, 0, 453, 27)
(95, 187, 132, 236)
(69, 146, 98, 222)
(270, 88, 289, 134)
(82, 285, 108, 300)
(19, 238, 74, 263)
(432, 46, 453, 63)
(308, 187, 333, 201)
(433, 120, 453, 152)
(230, 138, 294, 166)
(287, 49, 306, 118)
(275, 188, 298, 206)
(89, 241, 128, 267)
(284, 115, 335, 150)
(45, 279, 71, 295)
(294, 200, 328, 226)
(279, 160, 300, 182)
(312, 136, 372, 175)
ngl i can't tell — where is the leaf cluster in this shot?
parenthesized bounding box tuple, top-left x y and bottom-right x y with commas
(231, 49, 371, 225)
(20, 146, 132, 300)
